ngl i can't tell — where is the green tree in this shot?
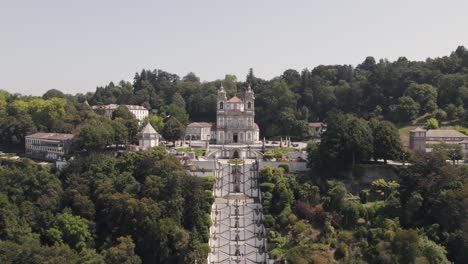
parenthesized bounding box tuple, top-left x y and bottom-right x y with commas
(391, 229, 419, 264)
(315, 112, 373, 170)
(51, 212, 91, 251)
(43, 89, 66, 100)
(112, 105, 134, 120)
(0, 193, 32, 241)
(182, 72, 200, 82)
(75, 118, 115, 151)
(0, 114, 37, 145)
(161, 117, 184, 144)
(393, 96, 420, 122)
(419, 236, 451, 264)
(171, 93, 186, 109)
(404, 83, 437, 113)
(424, 118, 439, 129)
(164, 104, 189, 126)
(433, 109, 447, 121)
(143, 114, 164, 132)
(445, 103, 464, 120)
(102, 236, 142, 264)
(371, 179, 400, 199)
(369, 119, 402, 163)
(0, 90, 10, 115)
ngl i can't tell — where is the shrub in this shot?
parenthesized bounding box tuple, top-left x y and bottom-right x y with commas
(334, 242, 349, 259)
(360, 189, 370, 204)
(433, 109, 447, 120)
(295, 201, 326, 225)
(259, 183, 275, 193)
(278, 163, 290, 173)
(424, 118, 439, 129)
(263, 214, 275, 228)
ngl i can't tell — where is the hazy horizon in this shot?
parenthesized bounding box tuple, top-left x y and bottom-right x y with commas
(1, 0, 467, 96)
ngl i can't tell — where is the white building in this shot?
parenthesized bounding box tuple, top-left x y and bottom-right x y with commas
(185, 122, 213, 141)
(138, 123, 160, 150)
(91, 104, 149, 122)
(25, 133, 74, 161)
(125, 105, 149, 121)
(215, 85, 260, 144)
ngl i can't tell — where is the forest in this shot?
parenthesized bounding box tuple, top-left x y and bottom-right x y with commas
(259, 150, 468, 263)
(0, 46, 468, 147)
(0, 147, 214, 263)
(0, 47, 468, 263)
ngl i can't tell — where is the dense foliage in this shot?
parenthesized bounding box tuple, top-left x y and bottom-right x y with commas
(308, 111, 402, 171)
(1, 46, 468, 264)
(259, 152, 467, 263)
(82, 46, 468, 139)
(0, 148, 214, 263)
(1, 46, 468, 145)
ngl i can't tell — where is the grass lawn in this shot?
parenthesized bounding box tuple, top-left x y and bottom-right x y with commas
(175, 147, 205, 157)
(264, 147, 295, 158)
(398, 125, 415, 148)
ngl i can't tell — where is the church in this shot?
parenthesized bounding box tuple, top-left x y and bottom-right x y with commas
(214, 85, 259, 144)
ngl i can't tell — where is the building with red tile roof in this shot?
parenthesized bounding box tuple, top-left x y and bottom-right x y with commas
(214, 85, 259, 144)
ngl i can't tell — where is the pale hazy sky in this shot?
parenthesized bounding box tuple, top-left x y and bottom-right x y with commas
(1, 0, 467, 95)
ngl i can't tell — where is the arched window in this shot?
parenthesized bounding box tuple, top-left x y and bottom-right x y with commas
(219, 102, 224, 109)
(247, 101, 252, 109)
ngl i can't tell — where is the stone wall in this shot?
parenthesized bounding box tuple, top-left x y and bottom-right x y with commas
(189, 160, 308, 177)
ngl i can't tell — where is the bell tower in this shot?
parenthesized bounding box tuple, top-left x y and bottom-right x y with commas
(216, 85, 227, 144)
(245, 85, 254, 112)
(217, 84, 227, 110)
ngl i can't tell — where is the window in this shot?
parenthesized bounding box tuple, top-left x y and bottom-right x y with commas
(248, 101, 252, 109)
(219, 102, 224, 109)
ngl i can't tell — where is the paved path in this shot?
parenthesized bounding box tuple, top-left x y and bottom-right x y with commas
(207, 159, 269, 263)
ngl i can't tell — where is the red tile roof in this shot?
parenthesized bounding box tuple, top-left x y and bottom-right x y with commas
(308, 122, 325, 128)
(227, 96, 243, 103)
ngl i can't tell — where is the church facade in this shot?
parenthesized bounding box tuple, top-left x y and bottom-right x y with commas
(215, 85, 259, 144)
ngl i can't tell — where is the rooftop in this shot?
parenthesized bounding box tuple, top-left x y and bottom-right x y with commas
(308, 122, 325, 128)
(140, 123, 159, 135)
(125, 105, 147, 110)
(426, 129, 468, 138)
(91, 104, 119, 110)
(227, 96, 242, 103)
(410, 127, 427, 132)
(26, 133, 74, 141)
(187, 122, 213, 128)
(91, 104, 148, 111)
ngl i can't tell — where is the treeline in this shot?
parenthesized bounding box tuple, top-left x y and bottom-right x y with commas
(85, 46, 468, 139)
(0, 89, 167, 151)
(0, 148, 214, 263)
(1, 46, 468, 145)
(259, 152, 468, 263)
(308, 111, 403, 171)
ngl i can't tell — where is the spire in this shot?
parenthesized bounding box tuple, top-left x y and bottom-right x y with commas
(218, 84, 227, 100)
(247, 84, 252, 92)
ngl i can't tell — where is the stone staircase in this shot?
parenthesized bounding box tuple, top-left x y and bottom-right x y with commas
(207, 160, 269, 264)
